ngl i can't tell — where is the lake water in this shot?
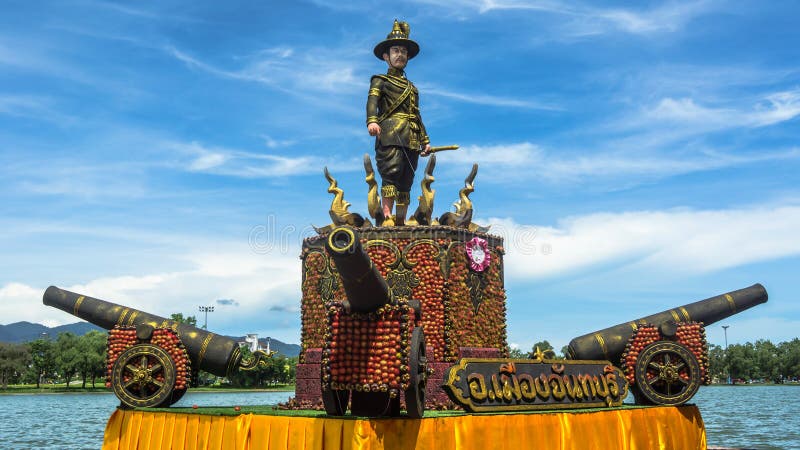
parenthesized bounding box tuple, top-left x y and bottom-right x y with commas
(0, 386, 797, 449)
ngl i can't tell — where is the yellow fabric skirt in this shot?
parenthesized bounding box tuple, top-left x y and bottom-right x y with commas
(103, 406, 706, 450)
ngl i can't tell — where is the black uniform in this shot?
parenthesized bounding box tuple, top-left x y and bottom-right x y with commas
(366, 67, 429, 205)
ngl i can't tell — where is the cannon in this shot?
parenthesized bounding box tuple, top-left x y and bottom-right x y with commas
(566, 283, 768, 405)
(320, 226, 428, 418)
(43, 286, 270, 408)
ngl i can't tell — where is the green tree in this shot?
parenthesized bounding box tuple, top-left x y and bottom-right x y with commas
(76, 331, 107, 388)
(170, 313, 198, 327)
(28, 338, 56, 388)
(707, 344, 726, 381)
(508, 346, 527, 358)
(778, 338, 800, 380)
(55, 332, 82, 388)
(753, 339, 779, 381)
(531, 340, 563, 359)
(0, 342, 30, 389)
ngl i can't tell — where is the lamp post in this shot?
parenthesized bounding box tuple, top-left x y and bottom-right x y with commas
(199, 305, 214, 330)
(722, 325, 730, 384)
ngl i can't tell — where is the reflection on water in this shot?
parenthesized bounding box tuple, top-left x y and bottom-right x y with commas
(0, 387, 797, 449)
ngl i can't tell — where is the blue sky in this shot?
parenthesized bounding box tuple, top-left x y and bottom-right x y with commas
(2, 1, 799, 353)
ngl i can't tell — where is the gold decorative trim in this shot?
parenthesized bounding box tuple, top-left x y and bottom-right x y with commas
(126, 311, 139, 326)
(73, 296, 85, 316)
(227, 347, 242, 375)
(440, 164, 480, 229)
(324, 167, 354, 226)
(630, 322, 638, 331)
(679, 307, 691, 322)
(410, 155, 436, 225)
(197, 334, 214, 366)
(117, 308, 130, 326)
(368, 88, 381, 96)
(595, 333, 609, 360)
(670, 310, 681, 323)
(327, 228, 356, 255)
(443, 357, 628, 412)
(725, 294, 737, 313)
(381, 185, 397, 198)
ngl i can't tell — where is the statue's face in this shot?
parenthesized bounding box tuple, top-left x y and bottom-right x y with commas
(383, 45, 408, 70)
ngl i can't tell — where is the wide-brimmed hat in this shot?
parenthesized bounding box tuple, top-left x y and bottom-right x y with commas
(373, 20, 419, 60)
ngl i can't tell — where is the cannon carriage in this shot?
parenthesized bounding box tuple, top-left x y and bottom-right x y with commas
(320, 226, 429, 418)
(566, 283, 768, 405)
(43, 286, 270, 409)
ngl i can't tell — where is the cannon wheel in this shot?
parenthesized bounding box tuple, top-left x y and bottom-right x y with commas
(404, 326, 427, 418)
(322, 389, 350, 416)
(634, 340, 701, 405)
(112, 343, 177, 409)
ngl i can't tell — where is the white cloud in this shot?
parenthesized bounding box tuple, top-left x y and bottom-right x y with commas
(166, 140, 359, 178)
(261, 135, 296, 149)
(424, 86, 559, 110)
(435, 141, 800, 184)
(412, 0, 714, 36)
(589, 1, 713, 34)
(487, 204, 800, 280)
(166, 45, 363, 96)
(0, 95, 76, 125)
(2, 243, 304, 343)
(645, 89, 800, 130)
(188, 152, 229, 171)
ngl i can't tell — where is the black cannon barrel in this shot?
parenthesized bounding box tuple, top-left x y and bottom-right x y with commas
(566, 283, 768, 361)
(325, 226, 393, 313)
(43, 286, 242, 377)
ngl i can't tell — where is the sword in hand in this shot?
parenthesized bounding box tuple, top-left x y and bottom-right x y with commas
(421, 145, 459, 156)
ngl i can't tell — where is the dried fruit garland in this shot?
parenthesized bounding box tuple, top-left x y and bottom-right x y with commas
(443, 245, 507, 361)
(405, 240, 447, 361)
(301, 232, 507, 364)
(105, 326, 191, 391)
(621, 322, 709, 385)
(321, 302, 414, 397)
(300, 250, 344, 359)
(675, 322, 710, 384)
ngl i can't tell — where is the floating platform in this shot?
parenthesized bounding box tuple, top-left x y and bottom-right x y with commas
(102, 405, 706, 450)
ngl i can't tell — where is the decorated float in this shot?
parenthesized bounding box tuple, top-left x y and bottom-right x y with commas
(39, 19, 770, 450)
(42, 155, 767, 449)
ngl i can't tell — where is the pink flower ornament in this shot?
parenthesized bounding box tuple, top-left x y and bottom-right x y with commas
(465, 237, 491, 272)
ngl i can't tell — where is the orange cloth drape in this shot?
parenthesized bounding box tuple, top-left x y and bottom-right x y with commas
(103, 406, 706, 450)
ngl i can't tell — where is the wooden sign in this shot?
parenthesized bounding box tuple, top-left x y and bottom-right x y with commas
(443, 352, 629, 412)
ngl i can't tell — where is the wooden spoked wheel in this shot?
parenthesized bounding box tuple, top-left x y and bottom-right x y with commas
(112, 343, 176, 408)
(404, 326, 427, 418)
(634, 341, 701, 405)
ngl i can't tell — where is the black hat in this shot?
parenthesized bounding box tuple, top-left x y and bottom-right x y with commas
(373, 20, 420, 60)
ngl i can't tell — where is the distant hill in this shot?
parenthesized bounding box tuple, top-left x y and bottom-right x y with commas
(0, 321, 301, 357)
(0, 321, 104, 343)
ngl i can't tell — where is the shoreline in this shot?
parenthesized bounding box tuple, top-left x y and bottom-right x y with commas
(0, 386, 295, 395)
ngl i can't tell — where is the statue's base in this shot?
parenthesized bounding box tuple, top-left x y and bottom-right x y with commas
(102, 404, 706, 450)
